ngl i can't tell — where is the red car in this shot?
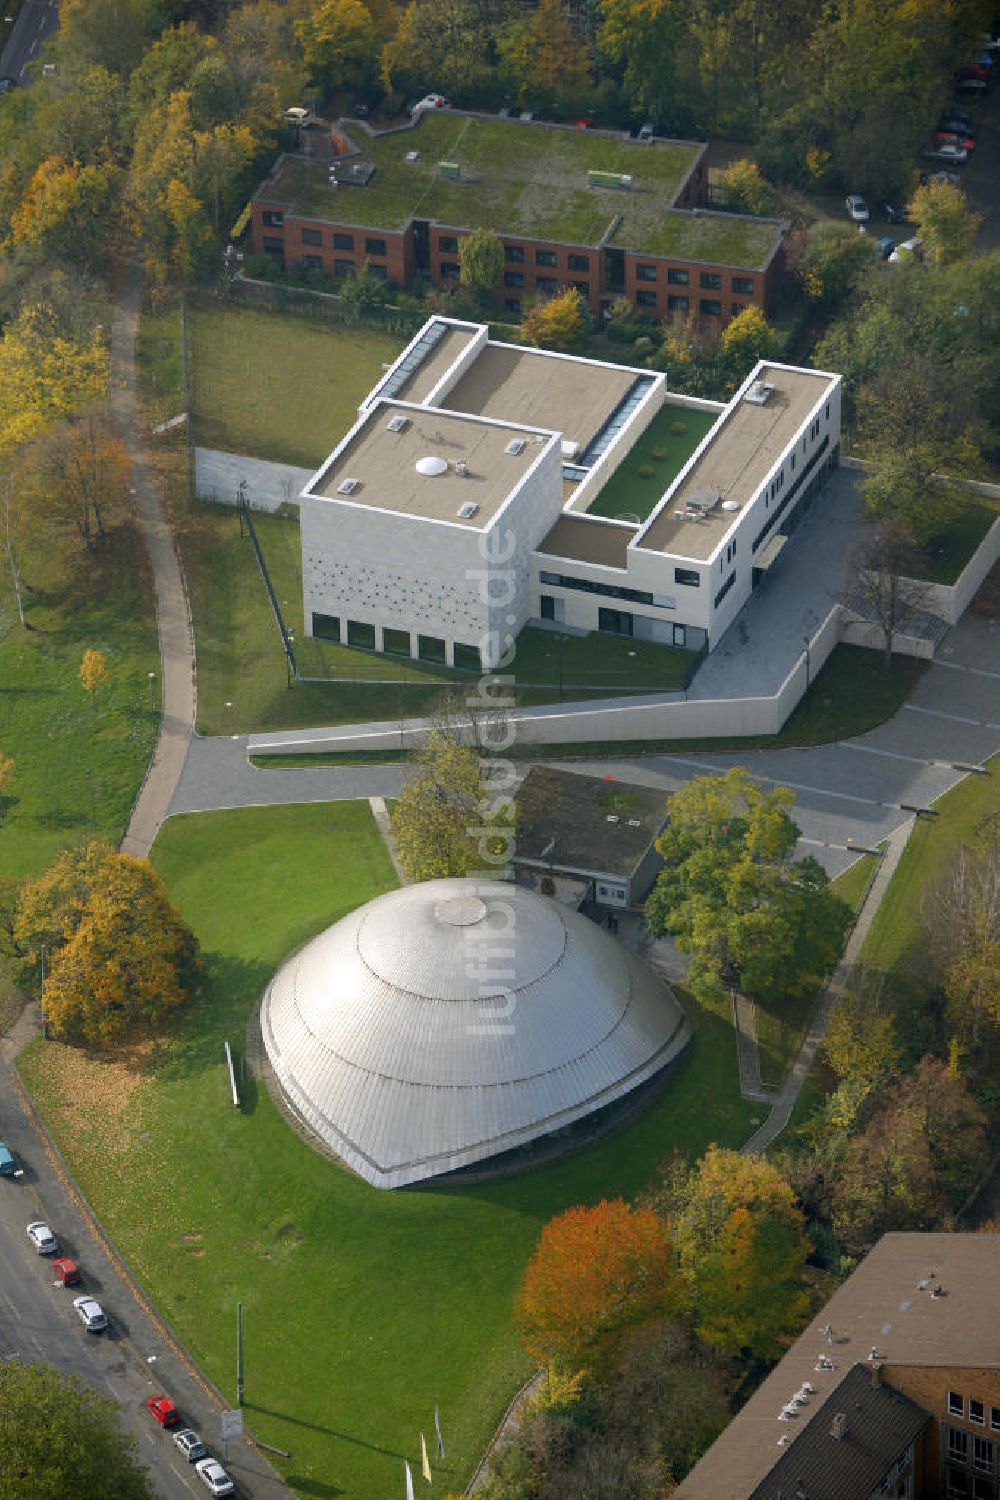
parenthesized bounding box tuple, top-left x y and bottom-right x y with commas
(53, 1257, 80, 1286)
(934, 130, 976, 151)
(146, 1395, 182, 1428)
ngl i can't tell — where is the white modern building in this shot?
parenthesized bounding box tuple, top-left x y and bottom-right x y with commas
(300, 317, 841, 670)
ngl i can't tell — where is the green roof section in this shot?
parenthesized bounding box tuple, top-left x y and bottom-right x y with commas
(257, 115, 783, 269)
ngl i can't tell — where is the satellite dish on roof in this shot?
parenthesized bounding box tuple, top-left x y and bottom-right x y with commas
(416, 455, 448, 476)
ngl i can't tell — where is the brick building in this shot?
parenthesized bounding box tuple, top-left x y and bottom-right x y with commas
(250, 112, 787, 332)
(674, 1232, 1000, 1500)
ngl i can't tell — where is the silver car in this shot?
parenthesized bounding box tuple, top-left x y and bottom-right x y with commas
(845, 194, 870, 222)
(173, 1429, 209, 1462)
(195, 1457, 235, 1496)
(73, 1295, 107, 1332)
(26, 1221, 58, 1255)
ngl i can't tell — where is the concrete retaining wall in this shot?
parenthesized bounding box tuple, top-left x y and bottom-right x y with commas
(194, 448, 314, 512)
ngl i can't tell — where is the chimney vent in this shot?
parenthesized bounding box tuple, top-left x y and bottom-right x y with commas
(871, 1362, 884, 1388)
(830, 1412, 847, 1440)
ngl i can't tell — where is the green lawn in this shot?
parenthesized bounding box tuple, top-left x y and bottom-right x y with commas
(0, 523, 158, 885)
(917, 494, 1000, 586)
(585, 405, 720, 521)
(20, 801, 759, 1500)
(188, 302, 405, 466)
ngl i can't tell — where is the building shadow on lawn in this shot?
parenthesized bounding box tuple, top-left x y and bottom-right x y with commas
(245, 1402, 409, 1460)
(153, 954, 272, 1085)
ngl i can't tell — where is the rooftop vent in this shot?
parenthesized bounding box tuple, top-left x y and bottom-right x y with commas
(505, 438, 526, 456)
(627, 818, 642, 827)
(722, 499, 740, 512)
(457, 501, 478, 519)
(830, 1413, 847, 1441)
(587, 169, 633, 189)
(455, 460, 470, 477)
(745, 379, 776, 406)
(686, 489, 721, 514)
(405, 150, 420, 162)
(561, 439, 579, 459)
(337, 477, 362, 496)
(415, 455, 448, 477)
(387, 415, 410, 433)
(606, 814, 619, 824)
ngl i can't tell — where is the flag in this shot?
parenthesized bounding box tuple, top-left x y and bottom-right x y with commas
(421, 1433, 432, 1483)
(434, 1403, 445, 1459)
(404, 1460, 414, 1500)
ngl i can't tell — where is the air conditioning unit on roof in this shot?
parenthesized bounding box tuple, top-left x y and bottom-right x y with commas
(505, 438, 526, 455)
(457, 501, 479, 519)
(387, 415, 410, 433)
(745, 380, 776, 406)
(337, 477, 362, 495)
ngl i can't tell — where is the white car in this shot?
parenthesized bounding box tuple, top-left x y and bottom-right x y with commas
(195, 1458, 235, 1496)
(845, 194, 869, 223)
(410, 93, 449, 116)
(27, 1221, 58, 1255)
(923, 142, 968, 162)
(173, 1429, 209, 1462)
(73, 1295, 107, 1332)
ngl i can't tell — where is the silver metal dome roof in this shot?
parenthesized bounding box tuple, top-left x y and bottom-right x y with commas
(261, 878, 691, 1188)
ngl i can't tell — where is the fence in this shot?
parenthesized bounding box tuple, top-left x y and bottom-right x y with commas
(222, 277, 427, 338)
(238, 488, 298, 681)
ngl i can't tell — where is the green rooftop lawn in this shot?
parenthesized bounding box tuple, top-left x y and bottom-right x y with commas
(265, 116, 778, 264)
(586, 403, 720, 522)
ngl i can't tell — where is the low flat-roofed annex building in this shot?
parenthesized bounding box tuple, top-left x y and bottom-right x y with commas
(250, 112, 787, 333)
(299, 316, 841, 670)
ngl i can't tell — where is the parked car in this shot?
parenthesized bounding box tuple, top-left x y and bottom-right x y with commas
(922, 142, 968, 162)
(0, 1141, 21, 1177)
(195, 1457, 235, 1497)
(889, 236, 924, 262)
(53, 1256, 81, 1286)
(934, 130, 975, 151)
(173, 1430, 209, 1463)
(957, 61, 990, 80)
(876, 235, 897, 259)
(283, 107, 310, 128)
(939, 113, 975, 135)
(877, 199, 905, 222)
(955, 73, 988, 91)
(920, 169, 961, 186)
(410, 93, 449, 116)
(27, 1221, 58, 1254)
(0, 76, 16, 94)
(146, 1395, 182, 1428)
(73, 1295, 107, 1332)
(845, 194, 870, 222)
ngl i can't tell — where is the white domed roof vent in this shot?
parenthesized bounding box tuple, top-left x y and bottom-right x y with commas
(415, 455, 448, 477)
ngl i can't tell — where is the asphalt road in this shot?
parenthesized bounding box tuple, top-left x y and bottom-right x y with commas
(0, 1027, 293, 1500)
(0, 0, 59, 83)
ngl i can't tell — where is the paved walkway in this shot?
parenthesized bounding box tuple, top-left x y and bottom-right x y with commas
(114, 267, 197, 860)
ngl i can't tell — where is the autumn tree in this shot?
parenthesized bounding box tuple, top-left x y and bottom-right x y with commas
(10, 156, 119, 272)
(598, 0, 686, 130)
(924, 815, 1000, 1048)
(520, 288, 587, 351)
(661, 1146, 812, 1357)
(381, 0, 490, 102)
(0, 1360, 155, 1500)
(0, 753, 14, 823)
(497, 0, 592, 115)
(822, 967, 900, 1094)
(15, 841, 201, 1047)
(719, 305, 777, 373)
(295, 0, 379, 94)
(718, 159, 774, 216)
(79, 648, 109, 707)
(906, 179, 982, 267)
(645, 768, 852, 1005)
(33, 415, 130, 547)
(514, 1199, 677, 1374)
(842, 518, 931, 672)
(458, 227, 504, 304)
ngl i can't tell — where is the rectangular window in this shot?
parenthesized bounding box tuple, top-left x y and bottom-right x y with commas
(700, 272, 722, 290)
(951, 1428, 970, 1459)
(262, 209, 284, 228)
(536, 276, 558, 293)
(731, 303, 747, 316)
(504, 298, 522, 313)
(383, 627, 411, 657)
(672, 623, 687, 647)
(300, 228, 322, 246)
(263, 237, 284, 255)
(714, 570, 736, 608)
(948, 1470, 970, 1498)
(346, 619, 376, 650)
(667, 294, 689, 313)
(334, 259, 355, 277)
(365, 236, 386, 256)
(732, 275, 754, 294)
(598, 607, 633, 637)
(538, 571, 654, 606)
(570, 281, 589, 295)
(440, 261, 460, 279)
(675, 567, 700, 587)
(367, 263, 387, 279)
(636, 290, 657, 308)
(971, 1402, 985, 1427)
(974, 1478, 993, 1500)
(438, 234, 458, 252)
(636, 263, 658, 282)
(311, 612, 340, 642)
(504, 244, 524, 262)
(418, 634, 446, 664)
(540, 595, 555, 621)
(536, 249, 557, 267)
(700, 298, 722, 316)
(568, 253, 589, 271)
(453, 642, 482, 672)
(504, 271, 524, 288)
(333, 232, 354, 250)
(302, 254, 323, 270)
(991, 1409, 1000, 1432)
(667, 267, 689, 285)
(973, 1436, 993, 1471)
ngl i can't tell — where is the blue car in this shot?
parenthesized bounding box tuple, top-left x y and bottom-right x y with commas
(876, 236, 897, 260)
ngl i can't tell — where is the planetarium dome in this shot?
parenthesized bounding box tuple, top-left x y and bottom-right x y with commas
(260, 878, 690, 1189)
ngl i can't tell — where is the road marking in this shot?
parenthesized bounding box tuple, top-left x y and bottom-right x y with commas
(935, 659, 1000, 682)
(904, 703, 1000, 732)
(654, 753, 896, 810)
(841, 741, 938, 767)
(799, 837, 854, 853)
(167, 1460, 198, 1494)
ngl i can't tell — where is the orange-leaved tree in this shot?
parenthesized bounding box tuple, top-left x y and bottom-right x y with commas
(514, 1198, 676, 1374)
(15, 841, 201, 1046)
(0, 753, 13, 821)
(79, 648, 109, 708)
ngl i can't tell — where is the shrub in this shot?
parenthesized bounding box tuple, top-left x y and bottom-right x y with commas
(637, 463, 655, 479)
(669, 420, 688, 436)
(650, 446, 667, 460)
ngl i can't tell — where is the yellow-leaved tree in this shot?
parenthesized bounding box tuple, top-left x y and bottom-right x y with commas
(79, 648, 109, 707)
(0, 753, 14, 822)
(520, 288, 587, 351)
(15, 841, 201, 1046)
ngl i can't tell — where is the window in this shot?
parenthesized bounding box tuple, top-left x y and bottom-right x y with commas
(333, 232, 354, 250)
(732, 275, 754, 294)
(301, 228, 322, 246)
(667, 294, 689, 313)
(504, 271, 524, 288)
(950, 1428, 970, 1459)
(263, 237, 284, 255)
(672, 623, 687, 647)
(365, 236, 386, 256)
(312, 612, 340, 642)
(571, 281, 590, 296)
(334, 259, 355, 277)
(438, 234, 458, 252)
(948, 1471, 970, 1498)
(418, 634, 446, 664)
(440, 261, 460, 279)
(700, 298, 722, 316)
(504, 244, 524, 262)
(971, 1402, 986, 1427)
(262, 209, 283, 228)
(540, 595, 555, 621)
(637, 291, 657, 308)
(504, 298, 522, 313)
(991, 1409, 1000, 1433)
(539, 570, 655, 606)
(636, 263, 657, 282)
(536, 249, 557, 267)
(973, 1436, 993, 1472)
(598, 607, 633, 636)
(667, 267, 689, 285)
(731, 303, 747, 316)
(302, 254, 323, 270)
(714, 570, 736, 608)
(974, 1478, 993, 1500)
(675, 567, 700, 587)
(536, 276, 558, 293)
(700, 271, 722, 289)
(383, 627, 411, 657)
(568, 253, 589, 271)
(368, 263, 387, 279)
(454, 642, 482, 672)
(347, 619, 376, 650)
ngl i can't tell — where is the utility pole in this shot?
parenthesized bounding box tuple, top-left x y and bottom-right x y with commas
(236, 1301, 244, 1407)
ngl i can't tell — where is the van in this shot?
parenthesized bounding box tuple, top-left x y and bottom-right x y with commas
(284, 107, 311, 128)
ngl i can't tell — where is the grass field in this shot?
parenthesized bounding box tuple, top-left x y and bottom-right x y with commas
(917, 494, 1000, 586)
(584, 405, 719, 521)
(20, 801, 759, 1500)
(188, 302, 405, 466)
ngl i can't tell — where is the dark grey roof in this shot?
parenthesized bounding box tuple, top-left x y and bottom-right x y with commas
(514, 766, 666, 881)
(749, 1364, 929, 1500)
